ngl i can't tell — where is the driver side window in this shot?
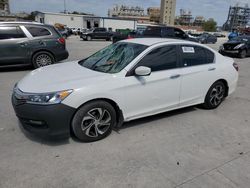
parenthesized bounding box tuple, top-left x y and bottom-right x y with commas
(135, 45, 178, 72)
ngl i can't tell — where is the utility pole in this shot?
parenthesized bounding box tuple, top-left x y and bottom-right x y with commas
(64, 0, 66, 13)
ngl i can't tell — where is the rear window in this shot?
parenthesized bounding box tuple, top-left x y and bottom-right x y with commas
(181, 46, 214, 67)
(0, 26, 26, 40)
(25, 26, 51, 37)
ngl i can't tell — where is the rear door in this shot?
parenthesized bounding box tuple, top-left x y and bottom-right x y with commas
(24, 25, 58, 52)
(0, 25, 30, 65)
(178, 45, 217, 106)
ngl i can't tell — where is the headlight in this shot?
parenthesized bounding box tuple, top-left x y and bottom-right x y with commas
(219, 45, 224, 50)
(14, 88, 73, 105)
(234, 43, 244, 49)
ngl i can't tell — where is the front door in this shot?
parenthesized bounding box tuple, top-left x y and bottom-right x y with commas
(0, 26, 29, 65)
(124, 45, 181, 120)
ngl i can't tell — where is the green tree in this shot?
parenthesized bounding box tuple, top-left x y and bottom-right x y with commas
(202, 18, 217, 32)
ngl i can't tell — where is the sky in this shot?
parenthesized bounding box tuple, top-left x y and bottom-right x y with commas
(9, 0, 250, 26)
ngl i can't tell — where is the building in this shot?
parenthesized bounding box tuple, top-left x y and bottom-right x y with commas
(160, 0, 176, 25)
(108, 5, 145, 17)
(223, 4, 250, 31)
(108, 4, 150, 23)
(175, 9, 193, 25)
(147, 7, 160, 23)
(193, 16, 205, 26)
(35, 12, 137, 31)
(0, 0, 10, 15)
(0, 0, 23, 21)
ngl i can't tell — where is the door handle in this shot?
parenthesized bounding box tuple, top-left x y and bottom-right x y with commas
(38, 40, 46, 46)
(208, 67, 216, 71)
(20, 42, 27, 47)
(170, 74, 181, 79)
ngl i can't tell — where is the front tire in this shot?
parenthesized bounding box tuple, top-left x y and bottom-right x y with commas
(72, 101, 117, 142)
(32, 51, 55, 68)
(239, 50, 247, 58)
(87, 36, 92, 41)
(202, 81, 226, 109)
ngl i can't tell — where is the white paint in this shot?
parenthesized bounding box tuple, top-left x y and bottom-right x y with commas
(17, 38, 238, 122)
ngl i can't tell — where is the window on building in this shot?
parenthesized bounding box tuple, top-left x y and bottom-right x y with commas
(0, 26, 26, 40)
(25, 26, 51, 37)
(71, 17, 74, 21)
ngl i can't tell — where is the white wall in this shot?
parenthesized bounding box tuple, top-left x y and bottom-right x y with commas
(44, 14, 84, 28)
(100, 19, 137, 31)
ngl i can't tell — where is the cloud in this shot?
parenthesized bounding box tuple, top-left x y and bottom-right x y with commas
(9, 0, 249, 25)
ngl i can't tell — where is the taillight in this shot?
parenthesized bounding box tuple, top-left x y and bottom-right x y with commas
(233, 62, 239, 71)
(58, 37, 65, 44)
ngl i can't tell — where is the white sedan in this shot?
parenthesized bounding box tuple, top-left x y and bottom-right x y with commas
(12, 38, 239, 142)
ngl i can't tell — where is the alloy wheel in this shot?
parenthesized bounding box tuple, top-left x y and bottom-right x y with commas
(36, 54, 52, 67)
(209, 85, 225, 106)
(81, 108, 111, 138)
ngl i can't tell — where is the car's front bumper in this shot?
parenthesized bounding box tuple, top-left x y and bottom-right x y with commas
(219, 49, 239, 55)
(12, 95, 76, 138)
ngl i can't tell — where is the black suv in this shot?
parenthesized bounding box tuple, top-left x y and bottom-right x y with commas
(80, 28, 113, 41)
(113, 26, 198, 43)
(0, 22, 69, 68)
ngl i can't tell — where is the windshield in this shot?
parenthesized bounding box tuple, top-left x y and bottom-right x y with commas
(230, 36, 249, 42)
(79, 42, 147, 73)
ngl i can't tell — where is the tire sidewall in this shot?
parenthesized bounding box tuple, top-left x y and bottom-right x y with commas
(240, 50, 246, 58)
(72, 101, 117, 142)
(32, 51, 55, 68)
(87, 36, 92, 41)
(203, 81, 226, 109)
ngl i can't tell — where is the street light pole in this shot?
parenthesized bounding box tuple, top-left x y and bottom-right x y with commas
(64, 0, 67, 14)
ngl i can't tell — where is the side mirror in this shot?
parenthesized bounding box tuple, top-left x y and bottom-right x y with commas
(135, 66, 151, 76)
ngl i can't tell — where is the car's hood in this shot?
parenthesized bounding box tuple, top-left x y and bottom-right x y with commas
(18, 61, 111, 93)
(223, 41, 244, 49)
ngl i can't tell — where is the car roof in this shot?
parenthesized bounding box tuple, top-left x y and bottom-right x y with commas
(0, 21, 51, 27)
(122, 38, 198, 46)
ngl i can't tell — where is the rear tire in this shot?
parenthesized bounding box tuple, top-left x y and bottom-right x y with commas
(72, 101, 117, 142)
(202, 81, 226, 109)
(32, 51, 55, 68)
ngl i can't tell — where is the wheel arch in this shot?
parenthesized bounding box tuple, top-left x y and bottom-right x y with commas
(72, 98, 124, 128)
(213, 79, 229, 97)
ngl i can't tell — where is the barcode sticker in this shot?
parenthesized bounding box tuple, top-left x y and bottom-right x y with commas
(182, 47, 195, 53)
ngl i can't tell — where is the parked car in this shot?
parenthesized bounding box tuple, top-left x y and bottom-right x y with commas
(57, 28, 70, 39)
(113, 26, 199, 43)
(12, 38, 238, 142)
(213, 32, 226, 38)
(112, 30, 139, 43)
(0, 22, 69, 68)
(219, 35, 250, 58)
(198, 33, 217, 44)
(71, 28, 81, 35)
(80, 27, 113, 41)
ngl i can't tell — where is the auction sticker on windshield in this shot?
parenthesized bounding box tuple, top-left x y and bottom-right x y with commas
(182, 46, 195, 53)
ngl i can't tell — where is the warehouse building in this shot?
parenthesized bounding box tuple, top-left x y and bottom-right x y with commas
(35, 12, 137, 31)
